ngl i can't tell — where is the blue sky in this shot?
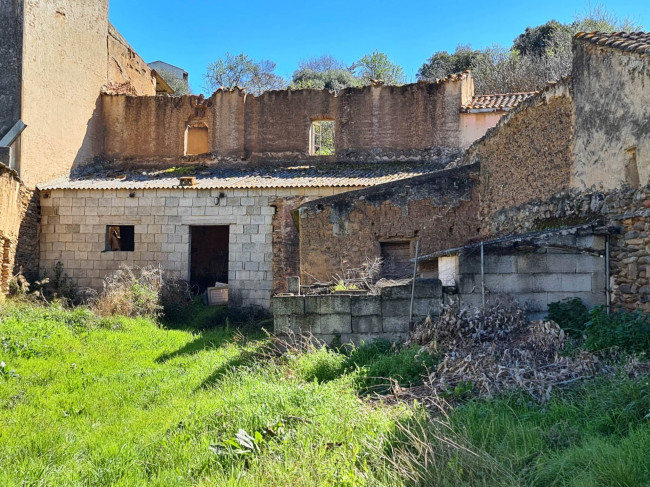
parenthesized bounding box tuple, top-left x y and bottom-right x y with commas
(109, 0, 649, 94)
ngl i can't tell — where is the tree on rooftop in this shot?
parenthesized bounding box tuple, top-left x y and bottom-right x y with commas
(204, 52, 286, 95)
(352, 50, 406, 85)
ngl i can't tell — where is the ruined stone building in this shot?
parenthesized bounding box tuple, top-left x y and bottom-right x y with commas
(1, 1, 649, 331)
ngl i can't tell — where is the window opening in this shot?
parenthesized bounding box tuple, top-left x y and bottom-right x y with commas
(310, 120, 335, 156)
(380, 241, 411, 279)
(106, 225, 135, 252)
(185, 125, 209, 156)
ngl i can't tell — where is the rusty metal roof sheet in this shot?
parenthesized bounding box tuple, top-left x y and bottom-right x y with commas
(461, 92, 537, 113)
(38, 162, 447, 191)
(575, 31, 650, 55)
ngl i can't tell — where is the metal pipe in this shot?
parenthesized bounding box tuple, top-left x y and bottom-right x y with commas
(606, 235, 611, 315)
(480, 241, 485, 306)
(409, 240, 420, 333)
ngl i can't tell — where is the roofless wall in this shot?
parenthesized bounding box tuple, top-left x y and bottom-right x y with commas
(101, 76, 472, 164)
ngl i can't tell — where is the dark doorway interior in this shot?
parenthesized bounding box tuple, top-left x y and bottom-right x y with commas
(190, 226, 229, 292)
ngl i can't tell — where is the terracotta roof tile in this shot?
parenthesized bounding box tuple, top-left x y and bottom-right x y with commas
(574, 31, 650, 55)
(38, 162, 447, 191)
(461, 92, 537, 112)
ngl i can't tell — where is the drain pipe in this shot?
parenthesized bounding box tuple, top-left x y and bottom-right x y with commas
(409, 240, 420, 333)
(606, 235, 611, 316)
(480, 241, 485, 306)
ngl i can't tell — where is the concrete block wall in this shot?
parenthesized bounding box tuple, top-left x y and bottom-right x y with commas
(456, 235, 607, 319)
(39, 185, 346, 309)
(273, 279, 443, 344)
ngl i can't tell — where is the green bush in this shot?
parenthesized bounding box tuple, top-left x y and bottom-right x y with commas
(585, 307, 650, 353)
(546, 298, 590, 338)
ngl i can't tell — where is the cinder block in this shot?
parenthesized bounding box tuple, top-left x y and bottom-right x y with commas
(517, 254, 548, 274)
(319, 313, 351, 334)
(413, 298, 442, 317)
(546, 254, 577, 273)
(560, 274, 592, 292)
(458, 254, 481, 274)
(291, 314, 321, 335)
(352, 315, 382, 334)
(574, 254, 606, 273)
(591, 272, 607, 293)
(381, 299, 410, 318)
(532, 273, 562, 292)
(304, 296, 320, 314)
(382, 316, 409, 333)
(350, 295, 381, 316)
(274, 315, 291, 333)
(414, 278, 443, 298)
(380, 284, 411, 300)
(485, 255, 517, 273)
(319, 295, 351, 314)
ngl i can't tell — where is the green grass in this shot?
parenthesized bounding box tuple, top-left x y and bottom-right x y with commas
(2, 301, 650, 486)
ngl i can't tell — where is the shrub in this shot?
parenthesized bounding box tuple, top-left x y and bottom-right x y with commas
(92, 265, 164, 318)
(547, 298, 590, 338)
(585, 307, 650, 353)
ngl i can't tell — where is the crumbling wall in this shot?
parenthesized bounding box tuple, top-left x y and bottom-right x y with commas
(0, 0, 23, 140)
(101, 78, 469, 163)
(297, 165, 481, 285)
(102, 92, 246, 160)
(19, 0, 110, 187)
(461, 83, 574, 226)
(106, 23, 156, 96)
(0, 166, 39, 292)
(572, 40, 650, 190)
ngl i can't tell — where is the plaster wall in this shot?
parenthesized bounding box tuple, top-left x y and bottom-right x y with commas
(106, 24, 156, 96)
(19, 0, 109, 187)
(572, 41, 650, 190)
(459, 112, 502, 149)
(39, 185, 349, 309)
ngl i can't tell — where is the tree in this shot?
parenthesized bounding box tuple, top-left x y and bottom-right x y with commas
(204, 52, 286, 95)
(291, 68, 360, 91)
(298, 54, 347, 72)
(352, 51, 406, 85)
(417, 45, 480, 81)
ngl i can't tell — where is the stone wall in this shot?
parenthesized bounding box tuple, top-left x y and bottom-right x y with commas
(101, 77, 472, 163)
(460, 83, 574, 224)
(0, 0, 22, 140)
(297, 165, 480, 285)
(19, 0, 110, 187)
(106, 24, 156, 96)
(454, 233, 607, 319)
(0, 166, 39, 292)
(39, 185, 348, 309)
(572, 39, 650, 190)
(273, 279, 442, 344)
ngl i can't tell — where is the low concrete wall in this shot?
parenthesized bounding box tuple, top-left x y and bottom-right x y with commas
(272, 279, 442, 344)
(456, 234, 607, 319)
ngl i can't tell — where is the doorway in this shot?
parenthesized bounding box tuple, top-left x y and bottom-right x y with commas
(190, 226, 229, 292)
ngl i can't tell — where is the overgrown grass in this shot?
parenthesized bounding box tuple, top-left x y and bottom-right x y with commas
(2, 300, 650, 486)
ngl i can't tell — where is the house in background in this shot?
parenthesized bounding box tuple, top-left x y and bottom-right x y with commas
(148, 61, 190, 93)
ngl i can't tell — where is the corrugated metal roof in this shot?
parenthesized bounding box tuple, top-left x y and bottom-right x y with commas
(38, 162, 448, 191)
(461, 92, 537, 112)
(575, 31, 650, 55)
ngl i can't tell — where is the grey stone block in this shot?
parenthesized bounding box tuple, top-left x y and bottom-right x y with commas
(517, 254, 548, 274)
(458, 275, 477, 294)
(319, 295, 351, 314)
(485, 255, 517, 273)
(380, 284, 411, 300)
(382, 316, 410, 333)
(274, 315, 291, 333)
(591, 272, 607, 293)
(458, 254, 481, 274)
(516, 293, 550, 312)
(292, 314, 321, 335)
(351, 295, 381, 316)
(351, 315, 382, 334)
(414, 278, 443, 298)
(532, 273, 562, 293)
(546, 254, 578, 273)
(574, 254, 606, 273)
(412, 298, 442, 317)
(319, 314, 352, 334)
(459, 293, 484, 309)
(560, 274, 592, 292)
(576, 235, 606, 251)
(485, 273, 533, 293)
(304, 295, 320, 314)
(273, 297, 305, 316)
(381, 299, 411, 317)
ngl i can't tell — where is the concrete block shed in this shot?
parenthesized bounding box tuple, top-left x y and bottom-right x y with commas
(37, 163, 443, 309)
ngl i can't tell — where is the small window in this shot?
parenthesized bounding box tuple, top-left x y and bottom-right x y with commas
(185, 125, 209, 155)
(106, 225, 134, 252)
(310, 120, 335, 156)
(380, 241, 411, 278)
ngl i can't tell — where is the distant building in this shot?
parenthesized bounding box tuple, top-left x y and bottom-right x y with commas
(148, 61, 189, 93)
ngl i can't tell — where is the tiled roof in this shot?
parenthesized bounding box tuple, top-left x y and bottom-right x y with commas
(461, 92, 537, 112)
(575, 31, 650, 55)
(38, 162, 447, 191)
